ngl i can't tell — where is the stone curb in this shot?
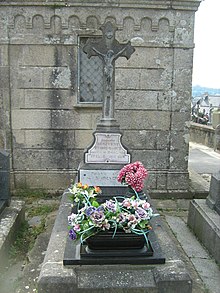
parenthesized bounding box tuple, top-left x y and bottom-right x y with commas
(0, 200, 25, 271)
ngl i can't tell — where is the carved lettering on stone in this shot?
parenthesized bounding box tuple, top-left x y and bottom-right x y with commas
(85, 133, 130, 164)
(79, 169, 122, 187)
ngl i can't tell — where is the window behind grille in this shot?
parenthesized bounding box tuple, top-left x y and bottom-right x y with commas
(78, 36, 103, 103)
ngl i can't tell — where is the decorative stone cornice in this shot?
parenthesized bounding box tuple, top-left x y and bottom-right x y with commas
(7, 13, 176, 32)
(0, 0, 201, 11)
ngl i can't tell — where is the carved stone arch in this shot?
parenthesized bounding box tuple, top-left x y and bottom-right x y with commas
(13, 14, 27, 30)
(140, 17, 152, 33)
(50, 15, 62, 33)
(122, 16, 136, 39)
(68, 15, 80, 31)
(86, 16, 100, 30)
(32, 14, 45, 30)
(158, 17, 170, 32)
(103, 17, 117, 27)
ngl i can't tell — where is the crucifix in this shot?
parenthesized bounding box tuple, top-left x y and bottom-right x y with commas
(83, 21, 135, 127)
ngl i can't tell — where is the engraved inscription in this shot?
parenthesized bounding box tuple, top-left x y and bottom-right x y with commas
(79, 169, 122, 187)
(85, 133, 130, 164)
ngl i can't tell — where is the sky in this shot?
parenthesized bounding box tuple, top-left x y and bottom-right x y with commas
(192, 0, 220, 88)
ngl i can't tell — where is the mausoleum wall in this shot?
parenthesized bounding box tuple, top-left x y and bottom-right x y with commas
(0, 0, 201, 196)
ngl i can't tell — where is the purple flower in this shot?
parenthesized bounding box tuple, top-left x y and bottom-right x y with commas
(85, 206, 96, 216)
(97, 205, 105, 212)
(68, 213, 77, 224)
(117, 213, 127, 224)
(105, 200, 117, 212)
(135, 207, 149, 220)
(69, 229, 77, 240)
(90, 211, 105, 226)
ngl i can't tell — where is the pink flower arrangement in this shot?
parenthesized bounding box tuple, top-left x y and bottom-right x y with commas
(117, 161, 148, 192)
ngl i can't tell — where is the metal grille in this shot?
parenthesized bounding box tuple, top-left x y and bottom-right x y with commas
(78, 37, 103, 103)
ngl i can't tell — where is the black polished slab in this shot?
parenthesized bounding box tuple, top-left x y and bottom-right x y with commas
(63, 230, 165, 265)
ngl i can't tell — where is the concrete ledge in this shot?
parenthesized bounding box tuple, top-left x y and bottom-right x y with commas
(187, 199, 220, 265)
(0, 199, 25, 271)
(38, 192, 192, 293)
(188, 168, 209, 199)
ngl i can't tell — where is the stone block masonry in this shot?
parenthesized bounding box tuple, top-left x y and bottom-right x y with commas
(0, 0, 201, 196)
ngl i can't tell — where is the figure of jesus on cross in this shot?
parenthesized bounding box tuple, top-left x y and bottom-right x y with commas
(83, 21, 135, 127)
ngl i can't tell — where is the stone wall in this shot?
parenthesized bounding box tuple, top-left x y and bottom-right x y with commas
(0, 0, 201, 196)
(190, 122, 215, 148)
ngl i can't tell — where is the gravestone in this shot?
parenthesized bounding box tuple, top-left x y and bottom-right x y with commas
(214, 124, 220, 151)
(206, 171, 220, 214)
(188, 171, 220, 264)
(0, 150, 10, 214)
(78, 21, 135, 197)
(64, 21, 165, 265)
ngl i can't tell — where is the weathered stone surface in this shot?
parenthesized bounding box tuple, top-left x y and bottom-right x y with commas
(117, 110, 171, 130)
(116, 68, 171, 90)
(122, 130, 169, 150)
(167, 172, 189, 191)
(75, 130, 93, 149)
(172, 88, 191, 113)
(187, 199, 220, 265)
(214, 124, 220, 151)
(206, 172, 220, 214)
(0, 66, 9, 88)
(116, 47, 173, 68)
(11, 89, 74, 109)
(154, 260, 192, 293)
(0, 200, 25, 270)
(15, 171, 76, 190)
(169, 150, 189, 170)
(0, 45, 8, 66)
(115, 90, 158, 110)
(12, 110, 51, 129)
(171, 112, 191, 131)
(13, 129, 75, 149)
(0, 0, 199, 195)
(13, 149, 83, 170)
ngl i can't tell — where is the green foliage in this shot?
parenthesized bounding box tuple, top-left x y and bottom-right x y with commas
(27, 204, 59, 218)
(9, 218, 46, 261)
(9, 221, 30, 259)
(13, 185, 60, 204)
(9, 201, 59, 262)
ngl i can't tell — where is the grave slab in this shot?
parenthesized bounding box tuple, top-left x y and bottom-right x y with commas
(38, 192, 192, 293)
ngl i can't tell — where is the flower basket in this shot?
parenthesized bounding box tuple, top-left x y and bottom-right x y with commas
(66, 162, 159, 251)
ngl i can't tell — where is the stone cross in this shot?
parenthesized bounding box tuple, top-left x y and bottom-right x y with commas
(83, 21, 135, 126)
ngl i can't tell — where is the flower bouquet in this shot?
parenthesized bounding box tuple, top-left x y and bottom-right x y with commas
(66, 162, 159, 249)
(117, 161, 148, 192)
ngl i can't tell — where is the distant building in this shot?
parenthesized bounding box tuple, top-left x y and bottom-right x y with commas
(191, 94, 220, 124)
